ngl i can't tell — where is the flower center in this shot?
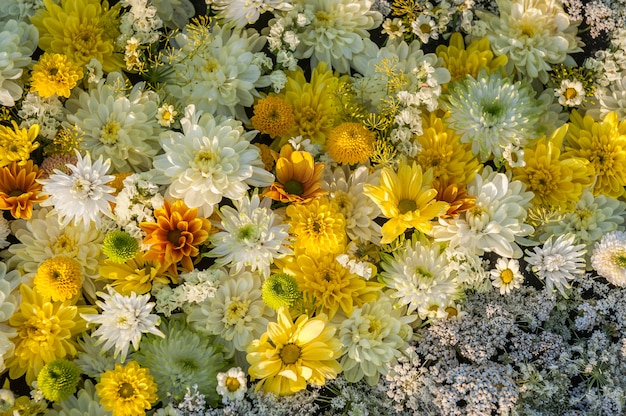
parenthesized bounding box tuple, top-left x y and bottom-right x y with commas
(500, 268, 514, 284)
(225, 299, 249, 325)
(118, 382, 136, 399)
(101, 121, 121, 145)
(284, 180, 304, 196)
(225, 376, 241, 392)
(445, 306, 458, 318)
(565, 88, 578, 100)
(237, 224, 258, 242)
(613, 253, 626, 268)
(167, 229, 182, 245)
(279, 343, 301, 365)
(398, 198, 417, 214)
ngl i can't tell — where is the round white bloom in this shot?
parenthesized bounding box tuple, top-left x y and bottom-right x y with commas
(291, 0, 383, 74)
(153, 107, 274, 217)
(0, 20, 37, 107)
(555, 79, 585, 107)
(591, 231, 626, 286)
(0, 262, 20, 323)
(186, 271, 270, 354)
(164, 24, 270, 122)
(490, 257, 524, 295)
(46, 380, 109, 416)
(66, 73, 161, 173)
(39, 151, 116, 229)
(525, 233, 586, 295)
(81, 287, 164, 362)
(216, 367, 247, 403)
(339, 294, 414, 385)
(207, 193, 292, 278)
(586, 75, 626, 120)
(212, 0, 293, 28)
(323, 165, 382, 244)
(477, 0, 583, 84)
(433, 168, 534, 259)
(380, 238, 460, 319)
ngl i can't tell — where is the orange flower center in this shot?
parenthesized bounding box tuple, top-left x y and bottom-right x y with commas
(167, 229, 182, 246)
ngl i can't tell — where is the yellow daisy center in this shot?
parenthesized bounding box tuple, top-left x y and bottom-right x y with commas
(398, 198, 417, 214)
(500, 268, 514, 284)
(279, 343, 301, 365)
(225, 376, 241, 392)
(445, 306, 459, 318)
(33, 256, 83, 302)
(327, 122, 375, 165)
(118, 382, 136, 399)
(565, 88, 578, 100)
(251, 96, 295, 138)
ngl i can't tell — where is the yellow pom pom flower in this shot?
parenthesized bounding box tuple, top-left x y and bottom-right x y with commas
(30, 53, 83, 98)
(0, 122, 40, 168)
(251, 96, 295, 138)
(33, 256, 83, 302)
(286, 197, 346, 257)
(326, 122, 375, 165)
(96, 361, 158, 416)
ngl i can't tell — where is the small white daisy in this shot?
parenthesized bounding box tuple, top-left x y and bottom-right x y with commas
(80, 287, 164, 362)
(525, 233, 586, 295)
(216, 367, 247, 403)
(591, 231, 626, 286)
(490, 257, 524, 295)
(38, 151, 115, 229)
(411, 14, 438, 44)
(555, 79, 585, 107)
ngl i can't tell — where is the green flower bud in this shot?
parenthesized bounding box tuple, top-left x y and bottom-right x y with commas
(102, 230, 139, 263)
(37, 359, 81, 402)
(262, 273, 301, 310)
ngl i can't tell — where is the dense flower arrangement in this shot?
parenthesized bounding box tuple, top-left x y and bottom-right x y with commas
(1, 0, 626, 414)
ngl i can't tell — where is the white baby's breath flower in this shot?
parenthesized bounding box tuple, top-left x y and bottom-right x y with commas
(591, 231, 626, 286)
(81, 287, 164, 362)
(525, 233, 586, 295)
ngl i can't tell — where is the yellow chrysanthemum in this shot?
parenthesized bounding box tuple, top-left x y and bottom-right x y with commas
(30, 53, 84, 98)
(327, 122, 375, 165)
(513, 124, 594, 209)
(274, 62, 346, 149)
(99, 251, 175, 296)
(436, 32, 508, 88)
(30, 0, 124, 73)
(33, 256, 83, 302)
(251, 96, 295, 138)
(286, 197, 346, 257)
(96, 361, 158, 416)
(563, 111, 626, 198)
(283, 251, 383, 319)
(0, 122, 40, 168)
(246, 307, 342, 396)
(6, 284, 95, 384)
(415, 111, 481, 186)
(364, 161, 450, 244)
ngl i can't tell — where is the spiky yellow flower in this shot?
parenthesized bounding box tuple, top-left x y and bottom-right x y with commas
(415, 111, 481, 186)
(262, 144, 327, 204)
(436, 32, 507, 88)
(0, 160, 47, 219)
(6, 284, 94, 384)
(33, 256, 83, 302)
(31, 0, 124, 73)
(0, 122, 40, 168)
(563, 111, 626, 198)
(251, 96, 295, 138)
(364, 162, 450, 244)
(513, 124, 594, 209)
(283, 251, 383, 319)
(30, 53, 84, 98)
(246, 308, 342, 396)
(96, 361, 158, 416)
(99, 251, 175, 296)
(286, 197, 346, 257)
(326, 122, 375, 165)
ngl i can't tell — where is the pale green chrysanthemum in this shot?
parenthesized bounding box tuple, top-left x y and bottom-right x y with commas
(37, 359, 81, 402)
(444, 69, 543, 162)
(133, 315, 227, 405)
(262, 273, 301, 311)
(101, 230, 139, 263)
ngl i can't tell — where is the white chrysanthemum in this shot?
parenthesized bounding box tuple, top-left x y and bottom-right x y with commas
(163, 24, 270, 122)
(380, 238, 460, 319)
(39, 151, 115, 229)
(0, 0, 42, 22)
(591, 231, 626, 286)
(540, 190, 626, 263)
(525, 233, 586, 295)
(212, 0, 293, 28)
(217, 367, 247, 403)
(351, 39, 450, 112)
(0, 262, 20, 323)
(476, 0, 583, 84)
(186, 271, 271, 354)
(0, 323, 15, 374)
(444, 69, 543, 162)
(207, 193, 291, 278)
(80, 287, 164, 362)
(291, 0, 383, 74)
(323, 165, 382, 244)
(4, 207, 105, 300)
(490, 257, 524, 295)
(153, 107, 274, 217)
(65, 73, 161, 173)
(150, 0, 194, 28)
(587, 76, 626, 120)
(0, 20, 37, 107)
(47, 380, 108, 416)
(339, 294, 413, 386)
(433, 168, 534, 259)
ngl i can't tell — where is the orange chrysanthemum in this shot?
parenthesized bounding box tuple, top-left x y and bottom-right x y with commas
(139, 200, 211, 274)
(261, 144, 327, 204)
(0, 160, 47, 219)
(432, 179, 475, 219)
